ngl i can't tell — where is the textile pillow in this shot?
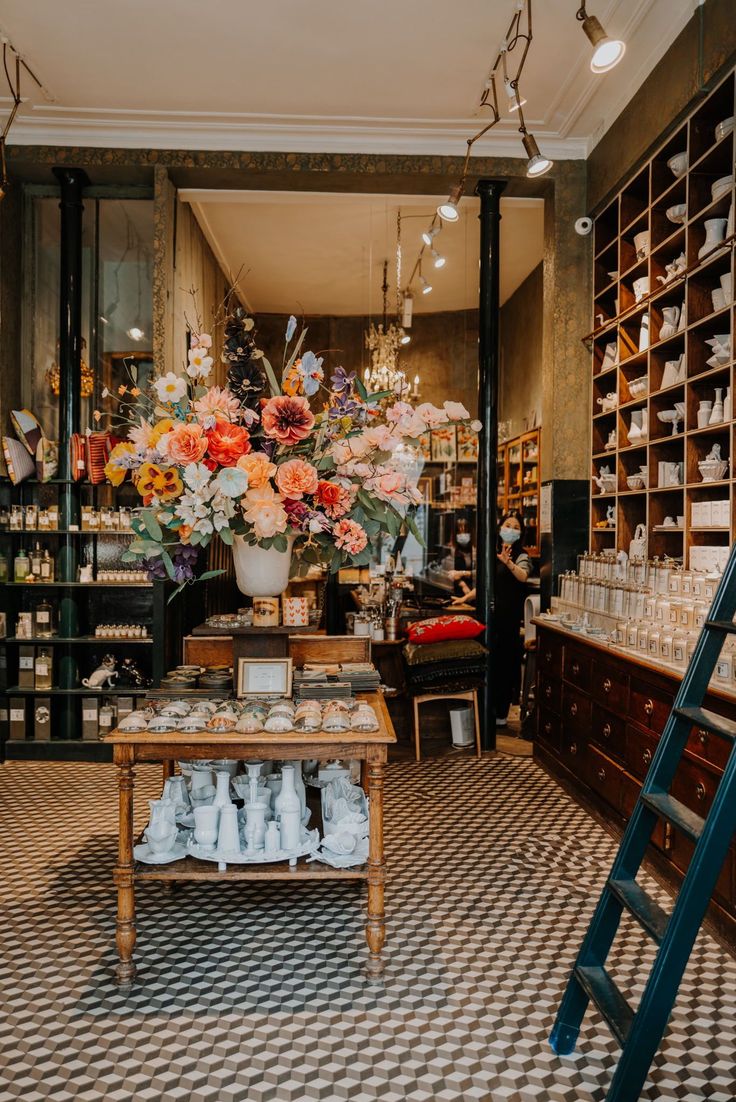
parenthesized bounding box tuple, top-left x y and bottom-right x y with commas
(70, 433, 87, 481)
(35, 437, 59, 483)
(403, 638, 488, 666)
(406, 614, 485, 645)
(2, 436, 35, 484)
(10, 408, 43, 456)
(86, 432, 112, 484)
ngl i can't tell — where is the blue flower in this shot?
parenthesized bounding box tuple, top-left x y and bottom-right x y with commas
(300, 350, 324, 397)
(285, 315, 297, 342)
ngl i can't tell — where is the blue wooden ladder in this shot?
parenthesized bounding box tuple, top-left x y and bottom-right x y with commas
(550, 544, 736, 1102)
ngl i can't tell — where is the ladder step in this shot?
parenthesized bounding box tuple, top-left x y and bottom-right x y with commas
(641, 791, 705, 842)
(675, 705, 736, 743)
(704, 619, 736, 634)
(574, 965, 633, 1046)
(608, 878, 669, 943)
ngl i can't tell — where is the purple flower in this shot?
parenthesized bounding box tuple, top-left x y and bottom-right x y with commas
(331, 366, 355, 394)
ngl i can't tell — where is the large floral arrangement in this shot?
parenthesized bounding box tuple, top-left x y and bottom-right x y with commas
(103, 305, 480, 585)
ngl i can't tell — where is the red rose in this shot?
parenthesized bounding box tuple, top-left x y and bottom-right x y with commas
(206, 419, 251, 467)
(316, 480, 341, 507)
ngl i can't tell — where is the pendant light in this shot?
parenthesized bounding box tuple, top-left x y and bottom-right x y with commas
(577, 4, 625, 73)
(437, 183, 463, 223)
(522, 132, 553, 178)
(422, 223, 440, 247)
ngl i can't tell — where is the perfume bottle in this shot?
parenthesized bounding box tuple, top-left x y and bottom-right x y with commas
(40, 548, 55, 581)
(34, 598, 55, 638)
(35, 648, 52, 690)
(0, 549, 7, 583)
(14, 548, 30, 582)
(30, 541, 43, 578)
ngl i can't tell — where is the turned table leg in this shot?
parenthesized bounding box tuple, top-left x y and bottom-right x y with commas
(365, 747, 386, 977)
(162, 759, 174, 784)
(113, 748, 137, 985)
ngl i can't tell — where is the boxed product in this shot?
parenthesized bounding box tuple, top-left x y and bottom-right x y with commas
(34, 697, 51, 740)
(9, 700, 26, 740)
(690, 545, 729, 572)
(18, 645, 35, 688)
(82, 697, 99, 740)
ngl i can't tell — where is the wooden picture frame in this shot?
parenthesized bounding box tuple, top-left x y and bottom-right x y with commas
(456, 423, 479, 463)
(430, 425, 457, 463)
(236, 657, 293, 698)
(418, 430, 432, 461)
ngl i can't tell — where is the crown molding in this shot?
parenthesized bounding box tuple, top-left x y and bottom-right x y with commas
(5, 107, 588, 160)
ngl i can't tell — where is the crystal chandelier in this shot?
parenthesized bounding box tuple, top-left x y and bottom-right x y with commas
(364, 254, 416, 397)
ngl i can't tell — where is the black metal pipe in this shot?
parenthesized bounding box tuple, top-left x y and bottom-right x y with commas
(475, 178, 506, 751)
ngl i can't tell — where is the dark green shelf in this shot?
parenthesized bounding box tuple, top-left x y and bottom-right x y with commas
(4, 581, 152, 587)
(4, 739, 113, 762)
(4, 636, 153, 645)
(5, 686, 152, 695)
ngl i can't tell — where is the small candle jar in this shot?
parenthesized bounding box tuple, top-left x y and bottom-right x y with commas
(672, 630, 687, 668)
(648, 628, 661, 659)
(637, 623, 650, 654)
(626, 621, 639, 649)
(660, 631, 673, 662)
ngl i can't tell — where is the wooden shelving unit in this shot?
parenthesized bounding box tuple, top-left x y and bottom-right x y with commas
(497, 427, 541, 555)
(589, 68, 736, 567)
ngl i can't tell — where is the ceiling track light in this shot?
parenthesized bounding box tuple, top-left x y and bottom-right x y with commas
(521, 130, 553, 177)
(422, 223, 440, 246)
(419, 264, 433, 295)
(431, 248, 446, 269)
(503, 77, 526, 113)
(437, 182, 464, 223)
(576, 4, 625, 73)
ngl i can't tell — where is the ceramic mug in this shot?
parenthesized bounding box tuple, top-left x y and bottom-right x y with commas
(634, 230, 650, 259)
(194, 805, 219, 848)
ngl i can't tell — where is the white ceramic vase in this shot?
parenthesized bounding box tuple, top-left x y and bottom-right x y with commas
(276, 765, 302, 851)
(699, 218, 728, 259)
(193, 805, 219, 849)
(216, 805, 240, 855)
(710, 389, 724, 425)
(213, 770, 233, 809)
(698, 401, 713, 429)
(231, 534, 296, 597)
(724, 386, 732, 422)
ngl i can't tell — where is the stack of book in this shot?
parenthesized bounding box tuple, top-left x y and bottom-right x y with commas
(293, 662, 380, 700)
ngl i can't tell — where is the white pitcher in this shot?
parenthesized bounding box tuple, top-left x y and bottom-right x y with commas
(659, 306, 680, 339)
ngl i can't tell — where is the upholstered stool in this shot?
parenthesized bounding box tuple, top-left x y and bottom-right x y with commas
(412, 689, 481, 761)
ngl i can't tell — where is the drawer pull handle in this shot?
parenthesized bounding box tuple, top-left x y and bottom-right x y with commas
(544, 722, 552, 735)
(569, 742, 578, 755)
(572, 662, 580, 676)
(696, 782, 706, 801)
(603, 677, 612, 693)
(545, 685, 552, 699)
(602, 722, 612, 738)
(698, 730, 708, 745)
(597, 768, 606, 782)
(642, 748, 652, 766)
(570, 702, 578, 717)
(644, 698, 654, 717)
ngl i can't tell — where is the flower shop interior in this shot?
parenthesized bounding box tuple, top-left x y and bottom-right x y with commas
(0, 2, 735, 1100)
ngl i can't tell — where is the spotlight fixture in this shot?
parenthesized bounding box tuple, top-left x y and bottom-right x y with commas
(576, 4, 625, 73)
(127, 326, 145, 342)
(419, 273, 433, 295)
(400, 332, 411, 346)
(437, 182, 463, 222)
(431, 248, 446, 269)
(522, 131, 553, 177)
(422, 224, 440, 247)
(503, 77, 526, 112)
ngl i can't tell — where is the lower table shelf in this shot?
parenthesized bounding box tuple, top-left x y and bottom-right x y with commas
(135, 856, 368, 881)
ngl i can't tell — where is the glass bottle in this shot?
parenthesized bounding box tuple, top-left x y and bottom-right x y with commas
(30, 541, 42, 578)
(34, 648, 52, 690)
(14, 548, 30, 582)
(34, 598, 55, 638)
(0, 549, 7, 583)
(40, 548, 54, 582)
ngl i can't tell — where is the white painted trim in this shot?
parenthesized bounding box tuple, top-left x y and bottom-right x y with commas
(179, 188, 545, 207)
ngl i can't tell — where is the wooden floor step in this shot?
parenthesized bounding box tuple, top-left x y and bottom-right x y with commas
(608, 878, 670, 943)
(641, 791, 705, 842)
(704, 620, 736, 634)
(574, 965, 633, 1047)
(675, 705, 736, 743)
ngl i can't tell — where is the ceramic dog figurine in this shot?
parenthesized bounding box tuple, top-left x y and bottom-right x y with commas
(82, 654, 118, 689)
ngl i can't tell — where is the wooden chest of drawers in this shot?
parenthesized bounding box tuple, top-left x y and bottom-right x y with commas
(534, 622, 736, 950)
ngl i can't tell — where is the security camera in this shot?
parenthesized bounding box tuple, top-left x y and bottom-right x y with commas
(575, 216, 593, 236)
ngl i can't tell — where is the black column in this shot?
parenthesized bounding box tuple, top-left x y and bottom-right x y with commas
(475, 178, 506, 751)
(325, 571, 340, 634)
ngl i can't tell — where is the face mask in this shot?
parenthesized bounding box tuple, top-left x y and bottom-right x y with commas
(500, 527, 520, 545)
(456, 533, 471, 546)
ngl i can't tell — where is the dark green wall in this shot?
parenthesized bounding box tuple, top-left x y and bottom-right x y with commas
(499, 263, 543, 438)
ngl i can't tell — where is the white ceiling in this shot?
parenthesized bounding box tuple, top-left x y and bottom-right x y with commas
(0, 0, 697, 157)
(183, 191, 544, 314)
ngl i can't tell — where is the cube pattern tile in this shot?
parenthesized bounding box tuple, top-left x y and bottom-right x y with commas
(0, 754, 734, 1101)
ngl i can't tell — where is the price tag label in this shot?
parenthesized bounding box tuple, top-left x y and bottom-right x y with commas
(36, 612, 50, 623)
(0, 708, 8, 723)
(36, 662, 49, 677)
(99, 715, 113, 728)
(19, 656, 34, 670)
(10, 709, 24, 722)
(82, 709, 97, 722)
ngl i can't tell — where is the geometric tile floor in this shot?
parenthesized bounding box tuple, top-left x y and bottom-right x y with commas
(0, 754, 734, 1101)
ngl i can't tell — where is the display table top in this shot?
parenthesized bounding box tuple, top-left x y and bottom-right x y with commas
(103, 692, 396, 748)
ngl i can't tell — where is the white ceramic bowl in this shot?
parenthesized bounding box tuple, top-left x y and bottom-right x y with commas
(626, 475, 645, 491)
(698, 459, 729, 482)
(715, 116, 734, 143)
(711, 175, 733, 202)
(667, 152, 687, 178)
(665, 203, 687, 224)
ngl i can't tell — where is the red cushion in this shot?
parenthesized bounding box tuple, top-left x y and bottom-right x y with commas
(406, 614, 485, 644)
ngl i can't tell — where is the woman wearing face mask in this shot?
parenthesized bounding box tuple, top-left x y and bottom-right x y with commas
(492, 513, 532, 727)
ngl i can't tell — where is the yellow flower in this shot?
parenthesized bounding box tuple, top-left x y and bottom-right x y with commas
(149, 419, 175, 447)
(283, 363, 303, 396)
(136, 462, 183, 502)
(104, 442, 136, 487)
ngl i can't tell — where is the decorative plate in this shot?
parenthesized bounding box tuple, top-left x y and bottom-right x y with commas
(134, 841, 188, 865)
(187, 827, 319, 865)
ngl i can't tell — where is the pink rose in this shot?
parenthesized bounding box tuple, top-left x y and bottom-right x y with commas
(333, 518, 368, 555)
(275, 458, 319, 499)
(165, 422, 209, 465)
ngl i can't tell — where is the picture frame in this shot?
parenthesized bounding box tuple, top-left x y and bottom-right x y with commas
(236, 657, 293, 699)
(430, 424, 457, 463)
(418, 430, 432, 461)
(456, 423, 478, 463)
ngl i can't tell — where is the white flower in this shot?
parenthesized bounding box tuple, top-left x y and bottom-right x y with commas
(175, 493, 208, 529)
(214, 466, 249, 498)
(153, 372, 187, 404)
(416, 402, 449, 427)
(187, 347, 214, 379)
(444, 400, 470, 420)
(241, 407, 260, 427)
(183, 462, 212, 493)
(195, 517, 214, 537)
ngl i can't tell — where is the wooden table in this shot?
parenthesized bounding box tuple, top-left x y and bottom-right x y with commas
(104, 693, 396, 986)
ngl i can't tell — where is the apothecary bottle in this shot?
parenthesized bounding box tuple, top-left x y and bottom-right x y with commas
(0, 550, 7, 583)
(34, 648, 52, 690)
(14, 548, 30, 582)
(30, 541, 43, 578)
(34, 599, 55, 638)
(40, 548, 54, 581)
